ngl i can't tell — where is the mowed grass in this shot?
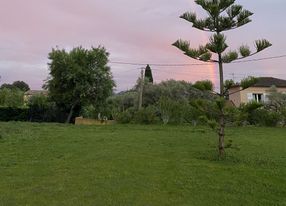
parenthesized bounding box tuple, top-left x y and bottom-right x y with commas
(0, 122, 285, 206)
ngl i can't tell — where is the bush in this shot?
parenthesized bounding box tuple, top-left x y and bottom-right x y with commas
(251, 109, 281, 127)
(28, 94, 68, 123)
(239, 102, 263, 125)
(115, 108, 136, 124)
(0, 107, 29, 121)
(134, 106, 159, 124)
(0, 88, 24, 107)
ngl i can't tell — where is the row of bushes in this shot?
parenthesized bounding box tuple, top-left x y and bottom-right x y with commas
(0, 106, 69, 123)
(0, 107, 29, 121)
(0, 97, 283, 127)
(112, 100, 285, 127)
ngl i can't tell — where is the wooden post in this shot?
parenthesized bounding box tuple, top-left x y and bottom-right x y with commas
(138, 68, 144, 110)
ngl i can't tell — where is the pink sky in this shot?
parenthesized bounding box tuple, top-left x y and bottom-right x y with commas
(0, 0, 286, 91)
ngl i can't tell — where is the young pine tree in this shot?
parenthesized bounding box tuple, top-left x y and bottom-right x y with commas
(173, 0, 271, 157)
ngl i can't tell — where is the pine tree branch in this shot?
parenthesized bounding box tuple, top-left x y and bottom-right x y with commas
(173, 39, 219, 63)
(223, 39, 272, 63)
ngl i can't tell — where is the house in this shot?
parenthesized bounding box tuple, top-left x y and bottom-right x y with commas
(229, 77, 286, 107)
(24, 90, 48, 102)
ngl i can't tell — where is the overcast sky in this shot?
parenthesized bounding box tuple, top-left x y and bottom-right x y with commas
(0, 0, 285, 91)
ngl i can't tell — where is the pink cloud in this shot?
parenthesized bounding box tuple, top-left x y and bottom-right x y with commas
(0, 0, 285, 91)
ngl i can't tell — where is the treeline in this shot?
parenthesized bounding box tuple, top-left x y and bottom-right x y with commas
(1, 78, 286, 126)
(1, 46, 286, 127)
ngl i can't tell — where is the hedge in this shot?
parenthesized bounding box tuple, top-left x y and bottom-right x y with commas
(0, 107, 29, 121)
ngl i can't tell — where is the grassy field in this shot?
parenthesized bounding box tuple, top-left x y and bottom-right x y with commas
(0, 122, 285, 206)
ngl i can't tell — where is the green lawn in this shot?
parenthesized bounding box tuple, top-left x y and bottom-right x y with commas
(0, 122, 285, 206)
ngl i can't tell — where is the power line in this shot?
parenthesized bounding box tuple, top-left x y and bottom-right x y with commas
(231, 54, 286, 63)
(110, 54, 286, 67)
(109, 61, 212, 67)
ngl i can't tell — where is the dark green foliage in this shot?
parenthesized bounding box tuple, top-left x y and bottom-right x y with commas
(0, 81, 30, 92)
(44, 46, 115, 123)
(240, 76, 258, 89)
(134, 106, 159, 124)
(239, 102, 263, 125)
(0, 83, 15, 90)
(112, 80, 215, 125)
(114, 107, 136, 124)
(107, 91, 137, 116)
(12, 81, 30, 92)
(222, 50, 238, 63)
(206, 33, 228, 54)
(172, 40, 213, 61)
(255, 39, 272, 52)
(0, 107, 29, 121)
(144, 64, 153, 84)
(158, 97, 190, 124)
(251, 109, 281, 127)
(224, 79, 236, 93)
(174, 0, 271, 64)
(27, 94, 67, 123)
(264, 86, 286, 126)
(115, 106, 159, 124)
(193, 80, 214, 91)
(143, 80, 214, 107)
(239, 45, 251, 57)
(0, 88, 24, 107)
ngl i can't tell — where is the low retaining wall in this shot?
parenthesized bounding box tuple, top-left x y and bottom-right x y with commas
(75, 117, 115, 125)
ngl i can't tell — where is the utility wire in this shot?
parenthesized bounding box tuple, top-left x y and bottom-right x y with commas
(109, 61, 212, 67)
(231, 54, 286, 63)
(110, 54, 286, 67)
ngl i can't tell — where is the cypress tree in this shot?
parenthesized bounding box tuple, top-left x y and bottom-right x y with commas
(144, 64, 153, 84)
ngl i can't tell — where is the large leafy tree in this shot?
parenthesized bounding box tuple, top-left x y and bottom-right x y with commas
(44, 46, 115, 123)
(173, 0, 271, 156)
(12, 81, 30, 92)
(0, 83, 15, 90)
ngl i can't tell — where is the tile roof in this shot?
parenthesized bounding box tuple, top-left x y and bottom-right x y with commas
(24, 90, 48, 95)
(230, 77, 286, 88)
(252, 77, 286, 87)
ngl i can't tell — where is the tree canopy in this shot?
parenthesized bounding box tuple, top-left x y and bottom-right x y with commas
(12, 81, 30, 92)
(0, 81, 30, 92)
(44, 46, 115, 123)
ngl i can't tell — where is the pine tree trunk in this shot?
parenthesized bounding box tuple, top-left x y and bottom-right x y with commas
(218, 52, 225, 157)
(218, 53, 224, 96)
(218, 113, 225, 157)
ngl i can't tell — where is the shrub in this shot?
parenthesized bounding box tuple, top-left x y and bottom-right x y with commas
(239, 102, 263, 125)
(28, 94, 68, 123)
(115, 108, 136, 124)
(193, 80, 214, 91)
(134, 106, 159, 124)
(0, 107, 29, 121)
(158, 97, 192, 124)
(0, 88, 24, 107)
(158, 97, 174, 124)
(251, 109, 281, 127)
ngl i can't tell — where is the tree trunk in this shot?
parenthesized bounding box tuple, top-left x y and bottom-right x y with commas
(218, 53, 224, 96)
(218, 52, 225, 157)
(66, 104, 76, 124)
(218, 113, 225, 157)
(138, 69, 144, 110)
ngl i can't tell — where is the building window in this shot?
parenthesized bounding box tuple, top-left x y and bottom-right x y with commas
(253, 93, 263, 102)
